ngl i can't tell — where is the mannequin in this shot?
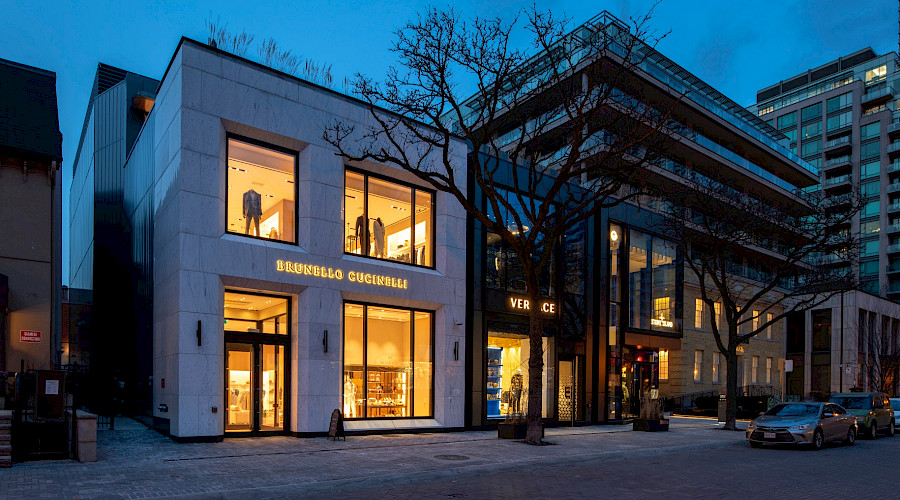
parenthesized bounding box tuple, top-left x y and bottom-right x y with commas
(355, 214, 369, 253)
(373, 217, 386, 257)
(510, 369, 524, 415)
(243, 189, 262, 236)
(343, 375, 357, 418)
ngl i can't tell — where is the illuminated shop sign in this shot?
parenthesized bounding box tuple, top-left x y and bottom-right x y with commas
(508, 297, 556, 314)
(276, 260, 408, 289)
(650, 315, 674, 328)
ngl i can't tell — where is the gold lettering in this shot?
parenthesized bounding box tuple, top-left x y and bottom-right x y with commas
(276, 260, 285, 271)
(327, 268, 335, 279)
(286, 262, 295, 273)
(303, 265, 312, 275)
(336, 270, 344, 280)
(365, 274, 372, 284)
(377, 276, 384, 286)
(402, 279, 408, 289)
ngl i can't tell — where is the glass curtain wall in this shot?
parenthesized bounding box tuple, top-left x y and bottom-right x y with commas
(344, 170, 434, 266)
(343, 303, 433, 418)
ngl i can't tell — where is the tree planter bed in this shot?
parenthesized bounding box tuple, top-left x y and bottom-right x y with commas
(498, 423, 544, 439)
(632, 418, 670, 432)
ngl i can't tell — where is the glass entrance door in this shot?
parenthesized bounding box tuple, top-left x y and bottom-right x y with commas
(558, 356, 583, 422)
(226, 342, 285, 433)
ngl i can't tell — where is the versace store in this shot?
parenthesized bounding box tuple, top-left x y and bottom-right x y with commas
(465, 162, 683, 428)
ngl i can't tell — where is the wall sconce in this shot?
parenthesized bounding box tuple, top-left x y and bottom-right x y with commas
(323, 330, 329, 353)
(453, 341, 459, 361)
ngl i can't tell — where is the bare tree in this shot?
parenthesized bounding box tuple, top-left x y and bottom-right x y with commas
(857, 312, 900, 396)
(661, 172, 860, 429)
(324, 6, 680, 444)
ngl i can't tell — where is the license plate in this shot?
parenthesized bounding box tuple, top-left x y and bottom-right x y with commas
(764, 432, 776, 439)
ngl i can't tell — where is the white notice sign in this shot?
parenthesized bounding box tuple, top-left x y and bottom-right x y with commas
(45, 379, 59, 395)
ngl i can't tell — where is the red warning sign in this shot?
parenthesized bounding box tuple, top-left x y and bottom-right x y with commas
(20, 330, 42, 343)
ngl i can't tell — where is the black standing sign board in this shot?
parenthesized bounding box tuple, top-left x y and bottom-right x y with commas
(328, 409, 345, 441)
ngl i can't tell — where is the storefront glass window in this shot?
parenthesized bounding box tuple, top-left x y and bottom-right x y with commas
(343, 303, 433, 419)
(227, 138, 296, 243)
(628, 230, 649, 329)
(344, 169, 434, 266)
(486, 327, 552, 419)
(628, 229, 678, 333)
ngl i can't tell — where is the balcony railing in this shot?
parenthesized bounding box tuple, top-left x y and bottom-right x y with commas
(861, 86, 894, 104)
(823, 155, 852, 169)
(887, 223, 900, 234)
(888, 121, 900, 137)
(888, 142, 900, 155)
(824, 135, 852, 149)
(888, 160, 900, 173)
(887, 243, 900, 254)
(889, 183, 900, 194)
(889, 203, 900, 213)
(823, 175, 850, 186)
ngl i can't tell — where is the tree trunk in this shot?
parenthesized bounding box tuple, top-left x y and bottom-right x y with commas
(524, 276, 544, 444)
(724, 349, 738, 431)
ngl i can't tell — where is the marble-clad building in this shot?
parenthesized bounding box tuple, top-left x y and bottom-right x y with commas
(119, 38, 467, 440)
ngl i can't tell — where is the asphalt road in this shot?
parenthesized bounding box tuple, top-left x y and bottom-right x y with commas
(324, 433, 900, 499)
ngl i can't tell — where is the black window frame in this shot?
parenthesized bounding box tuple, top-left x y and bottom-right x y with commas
(225, 133, 300, 245)
(223, 289, 292, 436)
(343, 166, 437, 269)
(341, 300, 436, 420)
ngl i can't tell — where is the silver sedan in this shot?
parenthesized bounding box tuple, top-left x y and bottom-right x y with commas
(746, 402, 857, 450)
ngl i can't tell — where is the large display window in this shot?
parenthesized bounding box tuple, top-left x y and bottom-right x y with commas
(226, 137, 297, 243)
(486, 324, 553, 419)
(224, 291, 290, 434)
(344, 169, 434, 267)
(343, 303, 433, 419)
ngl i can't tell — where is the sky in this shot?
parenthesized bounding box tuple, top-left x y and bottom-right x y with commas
(0, 0, 896, 284)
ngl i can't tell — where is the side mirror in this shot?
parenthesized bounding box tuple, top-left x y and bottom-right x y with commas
(823, 412, 834, 418)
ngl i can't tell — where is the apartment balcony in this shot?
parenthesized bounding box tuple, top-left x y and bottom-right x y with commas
(887, 264, 900, 275)
(888, 121, 900, 137)
(887, 243, 900, 254)
(889, 202, 900, 214)
(887, 223, 900, 234)
(888, 183, 900, 194)
(823, 135, 852, 154)
(861, 86, 894, 105)
(889, 142, 900, 157)
(823, 174, 851, 188)
(822, 155, 852, 170)
(888, 159, 900, 174)
(826, 123, 852, 138)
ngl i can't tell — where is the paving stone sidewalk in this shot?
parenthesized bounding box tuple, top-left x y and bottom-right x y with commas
(0, 416, 747, 499)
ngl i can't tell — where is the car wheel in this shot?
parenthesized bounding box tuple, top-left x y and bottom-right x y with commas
(868, 422, 878, 440)
(749, 441, 762, 448)
(889, 421, 895, 438)
(845, 426, 856, 446)
(812, 429, 824, 450)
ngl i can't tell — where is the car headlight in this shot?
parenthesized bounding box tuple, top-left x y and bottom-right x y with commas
(788, 424, 810, 431)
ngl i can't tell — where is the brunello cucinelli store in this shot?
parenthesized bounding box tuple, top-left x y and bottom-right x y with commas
(466, 185, 591, 428)
(604, 220, 682, 421)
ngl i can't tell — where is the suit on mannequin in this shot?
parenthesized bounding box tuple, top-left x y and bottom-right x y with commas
(355, 214, 369, 253)
(243, 189, 262, 236)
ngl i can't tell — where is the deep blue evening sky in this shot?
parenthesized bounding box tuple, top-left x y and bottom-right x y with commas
(0, 0, 894, 283)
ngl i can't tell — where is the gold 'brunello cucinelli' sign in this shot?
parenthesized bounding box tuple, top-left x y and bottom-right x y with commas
(276, 260, 409, 289)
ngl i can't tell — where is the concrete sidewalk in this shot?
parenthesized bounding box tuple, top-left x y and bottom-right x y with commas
(0, 417, 748, 499)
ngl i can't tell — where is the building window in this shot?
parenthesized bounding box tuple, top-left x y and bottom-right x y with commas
(783, 128, 797, 142)
(766, 357, 773, 385)
(860, 141, 881, 161)
(659, 349, 669, 380)
(861, 181, 880, 198)
(801, 103, 822, 122)
(766, 312, 774, 339)
(861, 161, 880, 180)
(800, 122, 821, 140)
(865, 65, 887, 83)
(752, 310, 760, 332)
(694, 298, 704, 329)
(826, 110, 851, 131)
(343, 303, 433, 419)
(486, 327, 550, 419)
(861, 239, 880, 258)
(826, 93, 852, 113)
(693, 350, 703, 383)
(801, 139, 821, 157)
(628, 229, 678, 332)
(712, 352, 721, 384)
(777, 111, 797, 130)
(344, 170, 434, 267)
(751, 356, 759, 385)
(860, 259, 880, 277)
(714, 302, 722, 331)
(861, 123, 881, 140)
(226, 138, 297, 243)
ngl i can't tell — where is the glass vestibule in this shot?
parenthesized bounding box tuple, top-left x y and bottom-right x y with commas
(224, 291, 289, 434)
(226, 137, 297, 243)
(343, 303, 433, 419)
(344, 169, 434, 267)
